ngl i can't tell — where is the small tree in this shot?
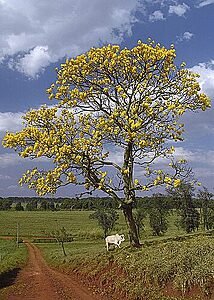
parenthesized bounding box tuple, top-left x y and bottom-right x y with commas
(198, 187, 214, 230)
(207, 209, 214, 230)
(147, 194, 169, 236)
(3, 40, 210, 246)
(50, 227, 73, 256)
(149, 208, 168, 236)
(89, 208, 119, 238)
(169, 183, 200, 233)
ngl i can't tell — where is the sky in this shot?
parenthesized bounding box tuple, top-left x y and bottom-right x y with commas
(0, 0, 213, 197)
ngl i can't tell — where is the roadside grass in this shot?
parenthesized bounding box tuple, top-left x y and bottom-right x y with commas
(39, 240, 105, 266)
(38, 236, 214, 300)
(0, 239, 27, 275)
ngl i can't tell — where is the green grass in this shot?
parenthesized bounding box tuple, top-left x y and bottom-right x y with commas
(0, 210, 104, 238)
(0, 210, 213, 299)
(39, 240, 105, 266)
(0, 239, 27, 275)
(0, 210, 191, 240)
(38, 236, 214, 300)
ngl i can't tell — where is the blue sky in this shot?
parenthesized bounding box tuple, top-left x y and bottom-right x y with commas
(0, 0, 213, 197)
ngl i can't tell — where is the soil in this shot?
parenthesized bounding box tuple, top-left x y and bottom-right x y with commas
(0, 242, 101, 300)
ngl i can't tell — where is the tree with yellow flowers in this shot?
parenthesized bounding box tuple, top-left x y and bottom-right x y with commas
(3, 40, 210, 247)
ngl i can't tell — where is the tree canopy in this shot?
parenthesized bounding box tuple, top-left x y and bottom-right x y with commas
(3, 40, 210, 246)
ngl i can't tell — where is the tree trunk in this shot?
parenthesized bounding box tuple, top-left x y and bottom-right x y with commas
(122, 203, 141, 247)
(61, 242, 67, 256)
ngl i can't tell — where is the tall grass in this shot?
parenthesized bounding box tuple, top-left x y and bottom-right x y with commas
(0, 239, 27, 275)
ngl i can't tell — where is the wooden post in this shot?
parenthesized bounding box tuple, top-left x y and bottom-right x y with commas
(16, 222, 19, 248)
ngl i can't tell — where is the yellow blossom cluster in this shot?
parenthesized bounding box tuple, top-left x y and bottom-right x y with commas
(46, 40, 210, 117)
(2, 106, 109, 194)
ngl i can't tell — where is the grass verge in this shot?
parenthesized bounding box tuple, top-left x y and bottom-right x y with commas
(38, 235, 214, 300)
(0, 239, 27, 275)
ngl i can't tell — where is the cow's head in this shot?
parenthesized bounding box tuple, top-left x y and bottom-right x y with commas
(120, 234, 125, 241)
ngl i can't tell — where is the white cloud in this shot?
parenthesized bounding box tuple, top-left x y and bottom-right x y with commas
(7, 184, 19, 190)
(0, 153, 23, 167)
(184, 60, 214, 139)
(169, 3, 189, 16)
(173, 147, 194, 161)
(0, 0, 141, 78)
(0, 152, 50, 168)
(197, 0, 214, 7)
(176, 31, 194, 42)
(193, 167, 214, 178)
(106, 147, 123, 166)
(173, 147, 214, 185)
(0, 112, 23, 132)
(149, 10, 165, 22)
(10, 46, 53, 78)
(174, 147, 214, 165)
(189, 60, 214, 99)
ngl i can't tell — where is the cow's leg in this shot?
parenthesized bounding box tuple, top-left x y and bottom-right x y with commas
(116, 242, 120, 248)
(106, 242, 109, 251)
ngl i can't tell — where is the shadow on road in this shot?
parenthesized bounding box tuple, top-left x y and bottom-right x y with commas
(0, 268, 21, 289)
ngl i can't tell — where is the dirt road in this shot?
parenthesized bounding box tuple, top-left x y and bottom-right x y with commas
(1, 242, 100, 300)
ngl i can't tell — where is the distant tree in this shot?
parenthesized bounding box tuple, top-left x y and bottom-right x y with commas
(146, 194, 170, 236)
(48, 201, 55, 211)
(198, 187, 214, 230)
(207, 210, 214, 230)
(50, 227, 73, 256)
(25, 203, 31, 211)
(25, 199, 38, 211)
(3, 40, 210, 247)
(55, 203, 61, 210)
(60, 199, 74, 210)
(0, 199, 13, 210)
(15, 202, 24, 211)
(149, 208, 168, 236)
(40, 200, 48, 210)
(169, 183, 200, 233)
(89, 208, 119, 238)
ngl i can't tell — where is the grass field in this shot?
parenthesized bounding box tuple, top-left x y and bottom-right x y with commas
(0, 210, 188, 240)
(0, 210, 103, 238)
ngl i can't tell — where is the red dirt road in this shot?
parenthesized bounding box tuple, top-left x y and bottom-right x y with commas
(2, 242, 100, 300)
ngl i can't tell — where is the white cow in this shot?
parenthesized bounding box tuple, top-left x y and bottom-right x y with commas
(105, 234, 125, 251)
